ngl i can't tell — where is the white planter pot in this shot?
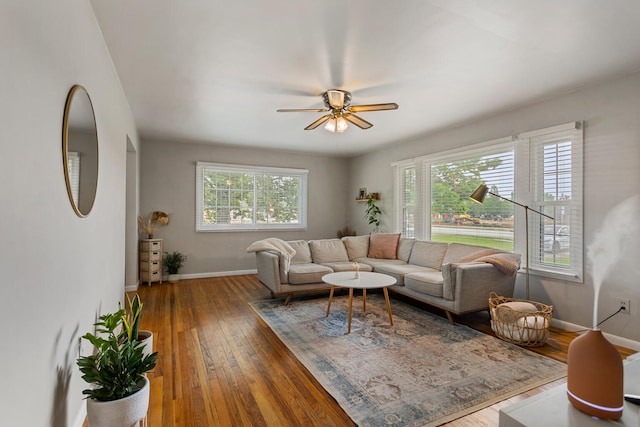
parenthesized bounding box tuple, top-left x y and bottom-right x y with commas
(86, 376, 149, 427)
(167, 273, 180, 283)
(138, 330, 153, 358)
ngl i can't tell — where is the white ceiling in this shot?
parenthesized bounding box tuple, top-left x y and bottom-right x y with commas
(90, 0, 640, 157)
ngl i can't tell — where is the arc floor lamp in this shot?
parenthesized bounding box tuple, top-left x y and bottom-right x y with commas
(469, 184, 554, 300)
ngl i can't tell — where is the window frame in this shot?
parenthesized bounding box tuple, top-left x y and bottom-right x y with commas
(393, 122, 583, 281)
(195, 162, 308, 232)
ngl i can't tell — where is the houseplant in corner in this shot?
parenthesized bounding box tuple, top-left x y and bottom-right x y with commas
(77, 307, 158, 427)
(164, 250, 186, 283)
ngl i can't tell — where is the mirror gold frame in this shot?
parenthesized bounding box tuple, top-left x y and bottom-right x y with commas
(62, 85, 99, 217)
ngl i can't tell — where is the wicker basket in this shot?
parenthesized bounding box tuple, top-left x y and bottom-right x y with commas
(489, 292, 553, 347)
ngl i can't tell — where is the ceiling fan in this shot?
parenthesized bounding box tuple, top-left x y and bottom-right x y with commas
(277, 89, 398, 132)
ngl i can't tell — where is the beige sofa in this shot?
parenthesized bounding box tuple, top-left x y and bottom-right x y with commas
(251, 234, 521, 324)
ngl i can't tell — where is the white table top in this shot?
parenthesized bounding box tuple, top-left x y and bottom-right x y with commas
(322, 271, 397, 289)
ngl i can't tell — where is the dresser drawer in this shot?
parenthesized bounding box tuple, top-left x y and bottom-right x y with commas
(140, 250, 161, 261)
(140, 270, 161, 282)
(140, 260, 161, 272)
(140, 240, 162, 251)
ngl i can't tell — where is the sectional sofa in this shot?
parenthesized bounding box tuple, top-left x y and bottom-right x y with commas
(249, 233, 521, 324)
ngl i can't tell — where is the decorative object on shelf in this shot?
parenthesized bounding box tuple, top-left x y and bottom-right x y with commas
(164, 251, 186, 283)
(139, 239, 162, 286)
(470, 184, 554, 346)
(77, 304, 158, 427)
(358, 188, 367, 200)
(364, 193, 382, 231)
(565, 197, 639, 419)
(137, 211, 168, 239)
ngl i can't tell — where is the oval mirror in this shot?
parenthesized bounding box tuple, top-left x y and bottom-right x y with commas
(62, 85, 98, 217)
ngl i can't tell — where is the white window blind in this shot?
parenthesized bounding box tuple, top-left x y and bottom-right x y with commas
(67, 152, 80, 205)
(527, 126, 583, 280)
(195, 162, 308, 231)
(429, 146, 515, 250)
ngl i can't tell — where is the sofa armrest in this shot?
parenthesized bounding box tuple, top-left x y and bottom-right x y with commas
(255, 251, 283, 295)
(442, 262, 517, 312)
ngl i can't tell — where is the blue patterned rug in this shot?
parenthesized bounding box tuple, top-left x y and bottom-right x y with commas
(250, 293, 566, 427)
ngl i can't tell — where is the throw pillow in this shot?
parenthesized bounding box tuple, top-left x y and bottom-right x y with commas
(368, 232, 401, 259)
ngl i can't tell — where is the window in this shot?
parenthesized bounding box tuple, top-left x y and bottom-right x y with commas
(525, 126, 583, 279)
(195, 162, 308, 231)
(393, 122, 583, 280)
(67, 151, 80, 205)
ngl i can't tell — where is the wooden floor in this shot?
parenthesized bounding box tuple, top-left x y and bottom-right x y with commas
(91, 275, 635, 427)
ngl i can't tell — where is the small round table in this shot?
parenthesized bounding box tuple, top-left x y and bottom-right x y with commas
(322, 271, 397, 333)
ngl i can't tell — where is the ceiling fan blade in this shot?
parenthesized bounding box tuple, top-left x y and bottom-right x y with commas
(347, 103, 399, 113)
(277, 108, 329, 113)
(304, 114, 332, 130)
(343, 113, 373, 129)
(326, 90, 346, 109)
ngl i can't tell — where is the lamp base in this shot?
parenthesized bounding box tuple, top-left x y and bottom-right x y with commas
(567, 328, 624, 420)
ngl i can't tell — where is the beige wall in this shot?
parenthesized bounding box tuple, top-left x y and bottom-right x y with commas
(139, 140, 349, 275)
(347, 72, 640, 343)
(0, 1, 140, 425)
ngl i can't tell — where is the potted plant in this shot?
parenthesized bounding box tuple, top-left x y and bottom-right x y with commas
(364, 194, 382, 231)
(125, 294, 153, 357)
(164, 251, 186, 283)
(77, 306, 158, 427)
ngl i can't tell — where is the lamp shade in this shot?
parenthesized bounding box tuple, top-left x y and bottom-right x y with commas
(470, 184, 489, 204)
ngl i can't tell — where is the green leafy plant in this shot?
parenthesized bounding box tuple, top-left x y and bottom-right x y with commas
(164, 251, 186, 274)
(364, 194, 382, 231)
(77, 308, 158, 401)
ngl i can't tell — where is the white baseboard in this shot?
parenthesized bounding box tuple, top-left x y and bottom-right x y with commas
(72, 401, 86, 427)
(167, 269, 257, 280)
(551, 317, 640, 352)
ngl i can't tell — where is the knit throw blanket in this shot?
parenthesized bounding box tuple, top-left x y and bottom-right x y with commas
(246, 238, 296, 271)
(460, 250, 521, 276)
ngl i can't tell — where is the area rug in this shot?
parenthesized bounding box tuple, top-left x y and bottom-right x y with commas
(250, 293, 567, 427)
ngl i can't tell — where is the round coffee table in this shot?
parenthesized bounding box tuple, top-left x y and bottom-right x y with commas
(322, 271, 397, 333)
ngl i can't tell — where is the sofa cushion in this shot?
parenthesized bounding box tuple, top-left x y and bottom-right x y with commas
(287, 240, 313, 264)
(309, 239, 350, 263)
(368, 232, 401, 259)
(397, 238, 415, 262)
(408, 240, 449, 269)
(374, 263, 433, 286)
(320, 262, 373, 272)
(404, 270, 445, 297)
(287, 263, 333, 285)
(342, 235, 370, 260)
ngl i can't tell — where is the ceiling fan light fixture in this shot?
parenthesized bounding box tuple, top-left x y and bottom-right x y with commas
(336, 116, 348, 132)
(324, 118, 337, 132)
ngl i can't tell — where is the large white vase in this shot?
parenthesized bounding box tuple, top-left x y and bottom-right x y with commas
(86, 376, 149, 427)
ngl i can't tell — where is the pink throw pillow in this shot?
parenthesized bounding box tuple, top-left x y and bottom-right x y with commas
(368, 233, 401, 259)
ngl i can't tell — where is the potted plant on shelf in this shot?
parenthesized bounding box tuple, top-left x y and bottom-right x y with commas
(364, 194, 382, 232)
(77, 305, 158, 427)
(164, 251, 186, 283)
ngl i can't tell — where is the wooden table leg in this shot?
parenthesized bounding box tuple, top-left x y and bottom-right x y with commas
(383, 287, 393, 326)
(363, 288, 367, 312)
(347, 288, 354, 333)
(326, 287, 335, 317)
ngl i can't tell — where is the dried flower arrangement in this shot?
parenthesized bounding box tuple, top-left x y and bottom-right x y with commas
(138, 211, 169, 238)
